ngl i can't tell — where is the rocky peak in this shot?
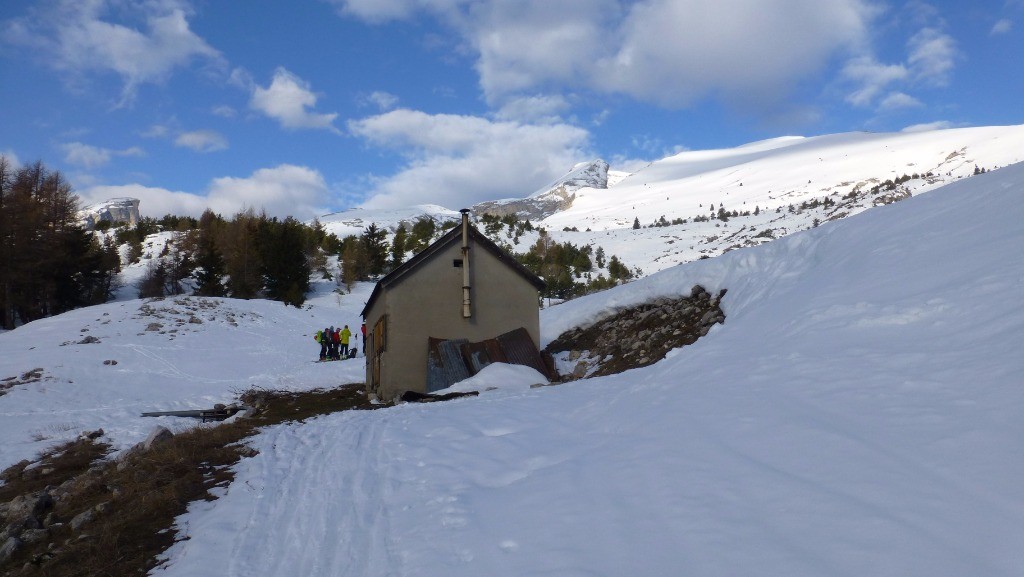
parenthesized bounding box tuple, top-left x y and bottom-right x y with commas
(534, 159, 610, 196)
(78, 197, 141, 230)
(472, 159, 610, 221)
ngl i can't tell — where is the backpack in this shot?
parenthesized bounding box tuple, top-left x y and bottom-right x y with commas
(314, 330, 323, 343)
(332, 329, 340, 344)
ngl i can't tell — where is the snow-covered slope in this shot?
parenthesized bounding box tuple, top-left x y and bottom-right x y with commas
(317, 204, 462, 239)
(147, 161, 1021, 575)
(312, 124, 1024, 278)
(3, 130, 1023, 577)
(532, 124, 1024, 274)
(543, 126, 1024, 230)
(0, 281, 372, 470)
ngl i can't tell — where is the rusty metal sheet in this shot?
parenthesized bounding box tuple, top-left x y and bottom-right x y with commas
(427, 337, 471, 392)
(461, 339, 508, 374)
(495, 327, 548, 377)
(427, 327, 549, 393)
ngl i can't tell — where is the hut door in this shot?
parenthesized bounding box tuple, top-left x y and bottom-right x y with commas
(370, 315, 387, 390)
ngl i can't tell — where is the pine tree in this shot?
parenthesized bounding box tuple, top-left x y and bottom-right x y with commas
(193, 233, 227, 297)
(361, 223, 389, 277)
(408, 217, 436, 254)
(632, 217, 640, 230)
(223, 209, 263, 299)
(260, 217, 311, 307)
(340, 235, 369, 289)
(138, 261, 169, 298)
(390, 224, 408, 270)
(607, 255, 633, 283)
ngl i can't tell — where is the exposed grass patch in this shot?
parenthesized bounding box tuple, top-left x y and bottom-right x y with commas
(0, 383, 379, 576)
(0, 437, 111, 506)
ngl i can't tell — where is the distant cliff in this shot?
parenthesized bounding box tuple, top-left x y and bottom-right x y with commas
(79, 198, 141, 230)
(472, 160, 609, 221)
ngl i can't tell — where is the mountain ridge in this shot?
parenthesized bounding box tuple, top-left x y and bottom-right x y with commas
(312, 123, 1024, 278)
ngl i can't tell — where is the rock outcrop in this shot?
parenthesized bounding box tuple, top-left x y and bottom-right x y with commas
(78, 197, 141, 230)
(473, 159, 609, 221)
(545, 285, 726, 379)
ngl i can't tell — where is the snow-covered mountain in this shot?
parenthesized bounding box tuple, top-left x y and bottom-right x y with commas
(314, 124, 1024, 277)
(472, 159, 610, 221)
(3, 150, 1023, 576)
(78, 197, 141, 230)
(317, 204, 462, 240)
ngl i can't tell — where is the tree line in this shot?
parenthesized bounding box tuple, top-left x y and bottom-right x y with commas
(130, 209, 337, 308)
(0, 157, 121, 329)
(333, 213, 638, 302)
(0, 154, 639, 327)
(0, 154, 345, 327)
(518, 231, 635, 300)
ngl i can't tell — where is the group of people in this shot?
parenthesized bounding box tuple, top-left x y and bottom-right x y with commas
(314, 323, 367, 361)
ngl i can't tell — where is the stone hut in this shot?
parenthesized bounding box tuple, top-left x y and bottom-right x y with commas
(361, 210, 546, 401)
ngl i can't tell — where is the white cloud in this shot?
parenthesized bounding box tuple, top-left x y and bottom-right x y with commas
(841, 57, 908, 107)
(991, 19, 1012, 35)
(361, 91, 400, 111)
(324, 0, 429, 23)
(205, 165, 330, 219)
(495, 94, 572, 124)
(470, 0, 616, 103)
(175, 130, 228, 152)
(229, 67, 255, 90)
(878, 92, 922, 111)
(78, 165, 331, 220)
(63, 143, 111, 169)
(628, 134, 688, 159)
(901, 121, 955, 132)
(907, 28, 957, 86)
(331, 0, 880, 115)
(211, 105, 237, 118)
(595, 0, 874, 109)
(141, 124, 171, 138)
(840, 23, 957, 110)
(140, 122, 226, 152)
(250, 68, 340, 131)
(7, 0, 223, 105)
(78, 183, 210, 217)
(608, 154, 656, 175)
(1, 150, 22, 169)
(347, 109, 591, 209)
(61, 142, 144, 169)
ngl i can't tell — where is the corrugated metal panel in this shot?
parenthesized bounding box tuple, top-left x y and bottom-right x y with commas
(427, 327, 549, 392)
(427, 337, 471, 392)
(462, 339, 507, 374)
(495, 327, 548, 377)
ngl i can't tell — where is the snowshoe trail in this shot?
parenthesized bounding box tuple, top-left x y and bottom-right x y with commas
(157, 410, 399, 576)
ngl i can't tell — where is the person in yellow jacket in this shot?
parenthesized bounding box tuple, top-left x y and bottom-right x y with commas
(340, 325, 352, 358)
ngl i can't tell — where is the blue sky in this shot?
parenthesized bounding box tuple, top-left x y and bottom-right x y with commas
(2, 0, 1022, 220)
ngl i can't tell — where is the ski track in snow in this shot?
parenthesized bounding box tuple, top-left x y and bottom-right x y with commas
(119, 343, 232, 384)
(157, 411, 400, 576)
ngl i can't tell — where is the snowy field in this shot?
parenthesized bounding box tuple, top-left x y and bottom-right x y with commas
(0, 278, 371, 470)
(2, 161, 1023, 575)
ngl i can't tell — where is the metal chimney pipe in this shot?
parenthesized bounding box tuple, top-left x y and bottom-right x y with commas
(460, 209, 472, 318)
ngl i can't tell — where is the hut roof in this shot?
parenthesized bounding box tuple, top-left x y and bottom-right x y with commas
(360, 223, 546, 318)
